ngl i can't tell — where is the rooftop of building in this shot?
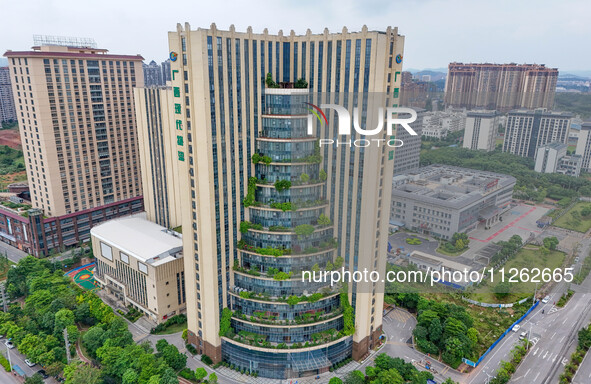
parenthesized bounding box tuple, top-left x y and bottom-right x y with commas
(538, 142, 568, 151)
(4, 44, 143, 61)
(392, 164, 516, 208)
(91, 212, 183, 266)
(448, 62, 558, 71)
(508, 108, 573, 117)
(467, 110, 498, 118)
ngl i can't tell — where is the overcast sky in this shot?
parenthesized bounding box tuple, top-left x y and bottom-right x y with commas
(1, 0, 589, 72)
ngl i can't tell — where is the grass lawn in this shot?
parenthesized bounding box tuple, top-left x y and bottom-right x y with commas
(495, 137, 504, 146)
(423, 293, 529, 358)
(553, 202, 591, 232)
(470, 246, 565, 303)
(152, 321, 187, 335)
(436, 245, 467, 257)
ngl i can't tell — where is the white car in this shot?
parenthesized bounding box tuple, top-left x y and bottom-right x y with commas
(575, 257, 580, 263)
(512, 324, 521, 332)
(4, 340, 14, 349)
(519, 331, 527, 340)
(24, 359, 35, 367)
(542, 296, 550, 304)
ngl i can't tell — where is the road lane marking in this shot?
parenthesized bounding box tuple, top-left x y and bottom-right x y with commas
(525, 369, 530, 377)
(551, 332, 556, 340)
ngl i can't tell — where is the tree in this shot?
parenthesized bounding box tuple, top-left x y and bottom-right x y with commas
(295, 224, 315, 238)
(318, 214, 331, 226)
(195, 367, 208, 382)
(160, 344, 187, 371)
(344, 370, 365, 384)
(82, 326, 105, 358)
(208, 372, 218, 384)
(494, 281, 512, 300)
(63, 362, 102, 384)
(320, 169, 327, 181)
(219, 307, 233, 337)
(24, 374, 44, 384)
(543, 236, 559, 251)
(159, 367, 179, 384)
(122, 368, 139, 384)
(329, 378, 343, 384)
(300, 173, 310, 183)
(376, 368, 404, 384)
(428, 318, 442, 343)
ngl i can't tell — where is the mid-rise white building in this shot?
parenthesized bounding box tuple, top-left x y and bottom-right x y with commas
(535, 142, 581, 177)
(463, 110, 498, 151)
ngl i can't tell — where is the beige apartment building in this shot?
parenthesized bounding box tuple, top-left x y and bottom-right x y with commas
(166, 23, 403, 379)
(91, 213, 186, 323)
(445, 63, 558, 112)
(134, 86, 183, 229)
(4, 44, 143, 217)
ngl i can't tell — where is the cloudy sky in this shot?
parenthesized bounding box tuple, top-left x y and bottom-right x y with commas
(1, 0, 589, 72)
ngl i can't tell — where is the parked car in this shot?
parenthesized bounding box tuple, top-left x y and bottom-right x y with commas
(519, 331, 527, 340)
(37, 369, 49, 379)
(4, 340, 14, 349)
(542, 296, 550, 304)
(24, 359, 35, 367)
(512, 324, 521, 332)
(575, 257, 580, 263)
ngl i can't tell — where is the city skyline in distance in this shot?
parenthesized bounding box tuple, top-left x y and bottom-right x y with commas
(1, 0, 590, 71)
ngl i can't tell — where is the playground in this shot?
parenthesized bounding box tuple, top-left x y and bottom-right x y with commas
(66, 262, 99, 291)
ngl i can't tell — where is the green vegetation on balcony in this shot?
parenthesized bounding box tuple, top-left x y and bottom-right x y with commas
(294, 224, 315, 238)
(265, 73, 279, 88)
(251, 153, 272, 165)
(233, 308, 342, 326)
(219, 308, 233, 337)
(319, 169, 327, 181)
(242, 177, 258, 207)
(269, 202, 292, 211)
(273, 271, 293, 280)
(311, 329, 338, 343)
(233, 265, 261, 277)
(340, 292, 355, 336)
(240, 221, 263, 234)
(295, 78, 308, 88)
(274, 179, 292, 191)
(317, 213, 331, 227)
(268, 225, 291, 232)
(237, 239, 290, 256)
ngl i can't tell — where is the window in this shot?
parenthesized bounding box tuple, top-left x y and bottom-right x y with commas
(138, 261, 148, 274)
(120, 252, 129, 264)
(100, 242, 113, 261)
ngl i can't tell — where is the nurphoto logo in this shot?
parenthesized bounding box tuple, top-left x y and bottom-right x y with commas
(306, 102, 418, 147)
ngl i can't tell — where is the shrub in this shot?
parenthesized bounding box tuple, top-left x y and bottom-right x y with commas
(179, 368, 195, 380)
(219, 308, 233, 337)
(300, 173, 310, 183)
(287, 296, 300, 306)
(295, 224, 315, 238)
(274, 179, 292, 192)
(320, 169, 327, 181)
(186, 343, 197, 355)
(318, 213, 331, 226)
(201, 354, 213, 365)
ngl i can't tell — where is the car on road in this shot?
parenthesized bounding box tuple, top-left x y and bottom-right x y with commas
(4, 340, 14, 349)
(519, 331, 527, 340)
(24, 359, 35, 367)
(37, 369, 49, 379)
(575, 257, 580, 263)
(542, 296, 550, 304)
(512, 324, 521, 332)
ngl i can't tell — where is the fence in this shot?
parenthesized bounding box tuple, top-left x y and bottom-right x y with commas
(462, 300, 539, 367)
(461, 296, 531, 308)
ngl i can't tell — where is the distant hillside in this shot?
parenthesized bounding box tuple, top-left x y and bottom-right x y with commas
(555, 93, 591, 119)
(559, 73, 590, 81)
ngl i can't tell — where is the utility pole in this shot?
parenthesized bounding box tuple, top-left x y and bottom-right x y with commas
(63, 327, 71, 364)
(5, 342, 12, 372)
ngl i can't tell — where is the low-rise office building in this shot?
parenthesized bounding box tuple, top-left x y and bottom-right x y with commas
(391, 165, 516, 239)
(92, 213, 186, 323)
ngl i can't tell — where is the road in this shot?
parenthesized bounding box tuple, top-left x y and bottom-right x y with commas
(0, 241, 27, 264)
(0, 339, 59, 383)
(381, 308, 464, 383)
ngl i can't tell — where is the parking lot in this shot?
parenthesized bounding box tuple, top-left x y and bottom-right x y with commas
(1, 338, 59, 383)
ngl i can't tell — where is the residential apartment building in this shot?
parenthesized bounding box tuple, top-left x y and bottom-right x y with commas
(503, 109, 572, 157)
(576, 122, 591, 172)
(445, 63, 558, 112)
(0, 66, 17, 123)
(167, 23, 403, 379)
(161, 59, 171, 82)
(2, 41, 145, 255)
(134, 86, 183, 229)
(92, 213, 186, 323)
(463, 110, 499, 151)
(394, 108, 425, 176)
(143, 60, 164, 86)
(391, 165, 516, 238)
